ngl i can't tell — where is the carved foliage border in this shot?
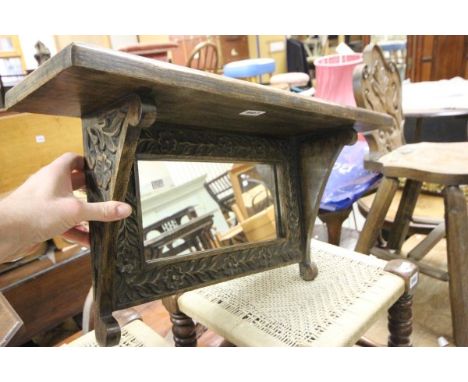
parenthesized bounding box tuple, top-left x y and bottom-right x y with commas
(83, 102, 133, 292)
(113, 124, 304, 308)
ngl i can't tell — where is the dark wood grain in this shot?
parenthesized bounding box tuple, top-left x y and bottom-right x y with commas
(5, 44, 392, 136)
(0, 292, 23, 346)
(0, 248, 91, 346)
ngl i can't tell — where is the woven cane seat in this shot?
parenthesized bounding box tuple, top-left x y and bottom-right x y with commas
(178, 240, 405, 347)
(65, 320, 170, 347)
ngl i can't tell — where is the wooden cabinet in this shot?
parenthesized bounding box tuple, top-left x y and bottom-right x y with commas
(168, 35, 250, 67)
(406, 35, 468, 81)
(218, 35, 250, 65)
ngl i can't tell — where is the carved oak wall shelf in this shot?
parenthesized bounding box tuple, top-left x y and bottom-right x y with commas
(6, 44, 392, 346)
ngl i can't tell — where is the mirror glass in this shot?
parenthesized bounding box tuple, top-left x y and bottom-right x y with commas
(137, 160, 278, 261)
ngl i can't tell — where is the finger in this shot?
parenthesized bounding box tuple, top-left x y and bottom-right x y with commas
(62, 228, 90, 247)
(78, 201, 132, 222)
(71, 171, 86, 190)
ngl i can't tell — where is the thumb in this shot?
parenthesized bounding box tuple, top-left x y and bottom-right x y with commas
(79, 201, 132, 222)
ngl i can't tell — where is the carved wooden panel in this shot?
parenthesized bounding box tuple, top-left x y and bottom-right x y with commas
(353, 43, 404, 155)
(115, 123, 306, 308)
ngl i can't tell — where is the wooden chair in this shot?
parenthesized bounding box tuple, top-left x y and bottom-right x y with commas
(165, 239, 418, 347)
(204, 171, 236, 217)
(186, 41, 219, 73)
(355, 142, 468, 346)
(317, 42, 462, 246)
(354, 45, 468, 346)
(316, 43, 406, 246)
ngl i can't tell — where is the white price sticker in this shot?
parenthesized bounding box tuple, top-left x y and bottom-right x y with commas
(35, 135, 46, 143)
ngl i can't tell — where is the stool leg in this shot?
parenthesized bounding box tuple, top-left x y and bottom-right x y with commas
(384, 259, 418, 347)
(444, 186, 468, 346)
(355, 177, 399, 255)
(162, 295, 197, 347)
(387, 179, 422, 251)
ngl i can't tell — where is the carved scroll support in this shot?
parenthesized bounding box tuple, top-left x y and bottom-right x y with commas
(298, 128, 357, 281)
(83, 94, 157, 346)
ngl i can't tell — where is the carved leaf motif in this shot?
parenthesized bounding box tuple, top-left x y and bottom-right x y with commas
(113, 126, 304, 308)
(84, 108, 129, 195)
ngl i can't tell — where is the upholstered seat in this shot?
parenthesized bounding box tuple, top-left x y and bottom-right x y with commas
(65, 320, 170, 347)
(270, 72, 310, 89)
(176, 240, 416, 347)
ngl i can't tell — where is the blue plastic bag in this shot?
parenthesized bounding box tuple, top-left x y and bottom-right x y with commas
(320, 138, 381, 211)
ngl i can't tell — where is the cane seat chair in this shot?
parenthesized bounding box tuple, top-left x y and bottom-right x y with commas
(66, 320, 170, 347)
(66, 288, 171, 347)
(166, 240, 418, 347)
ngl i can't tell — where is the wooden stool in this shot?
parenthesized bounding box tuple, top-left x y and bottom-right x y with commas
(166, 240, 418, 347)
(270, 72, 310, 90)
(355, 142, 468, 346)
(65, 320, 170, 347)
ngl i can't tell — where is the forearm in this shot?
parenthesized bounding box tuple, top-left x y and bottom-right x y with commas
(0, 196, 32, 263)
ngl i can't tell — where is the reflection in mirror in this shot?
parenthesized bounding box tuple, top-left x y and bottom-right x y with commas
(137, 161, 278, 261)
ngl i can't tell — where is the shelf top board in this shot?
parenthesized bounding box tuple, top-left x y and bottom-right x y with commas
(6, 44, 392, 137)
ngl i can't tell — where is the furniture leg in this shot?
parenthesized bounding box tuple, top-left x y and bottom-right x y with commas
(444, 186, 468, 346)
(162, 295, 197, 347)
(387, 179, 422, 251)
(414, 117, 423, 142)
(355, 177, 399, 255)
(384, 259, 418, 347)
(318, 208, 352, 246)
(299, 129, 357, 280)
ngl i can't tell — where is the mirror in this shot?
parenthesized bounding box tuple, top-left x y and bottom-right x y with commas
(137, 160, 278, 261)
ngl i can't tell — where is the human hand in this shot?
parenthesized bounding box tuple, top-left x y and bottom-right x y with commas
(0, 153, 132, 262)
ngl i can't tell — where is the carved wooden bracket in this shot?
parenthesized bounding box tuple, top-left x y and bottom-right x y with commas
(83, 94, 157, 346)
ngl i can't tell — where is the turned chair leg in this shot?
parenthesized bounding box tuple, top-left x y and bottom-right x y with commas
(384, 259, 419, 347)
(162, 295, 197, 347)
(388, 292, 413, 347)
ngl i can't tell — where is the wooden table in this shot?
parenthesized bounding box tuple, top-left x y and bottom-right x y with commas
(5, 43, 392, 346)
(144, 213, 217, 259)
(403, 78, 468, 142)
